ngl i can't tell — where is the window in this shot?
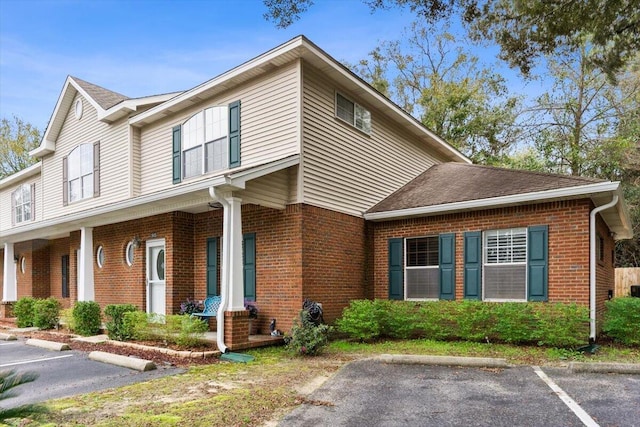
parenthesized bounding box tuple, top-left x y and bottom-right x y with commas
(66, 143, 96, 203)
(483, 228, 527, 301)
(336, 93, 371, 134)
(125, 241, 135, 266)
(62, 255, 70, 298)
(96, 245, 104, 268)
(182, 106, 228, 179)
(12, 184, 33, 224)
(405, 237, 439, 299)
(597, 234, 605, 263)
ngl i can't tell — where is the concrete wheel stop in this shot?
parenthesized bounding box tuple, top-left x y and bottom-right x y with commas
(89, 351, 157, 371)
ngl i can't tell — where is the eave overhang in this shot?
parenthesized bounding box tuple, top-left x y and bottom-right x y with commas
(364, 181, 633, 240)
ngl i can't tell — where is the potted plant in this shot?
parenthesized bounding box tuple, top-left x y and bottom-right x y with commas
(245, 299, 259, 335)
(179, 298, 204, 316)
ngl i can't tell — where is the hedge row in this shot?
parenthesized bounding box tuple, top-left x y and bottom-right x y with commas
(335, 299, 590, 347)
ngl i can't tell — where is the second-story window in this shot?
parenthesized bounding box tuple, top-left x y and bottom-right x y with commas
(12, 183, 34, 224)
(63, 142, 100, 206)
(68, 143, 93, 202)
(336, 93, 371, 134)
(182, 106, 228, 179)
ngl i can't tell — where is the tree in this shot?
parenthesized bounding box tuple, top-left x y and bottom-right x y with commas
(0, 370, 45, 422)
(0, 116, 41, 179)
(264, 0, 640, 78)
(351, 23, 520, 163)
(521, 44, 637, 179)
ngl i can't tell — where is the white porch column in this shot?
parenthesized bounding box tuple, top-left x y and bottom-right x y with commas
(225, 195, 245, 312)
(77, 227, 95, 301)
(2, 243, 17, 302)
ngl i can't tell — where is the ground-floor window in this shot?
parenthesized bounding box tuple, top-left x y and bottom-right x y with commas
(483, 228, 527, 301)
(405, 236, 439, 299)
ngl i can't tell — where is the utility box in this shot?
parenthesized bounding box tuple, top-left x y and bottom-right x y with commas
(631, 285, 640, 297)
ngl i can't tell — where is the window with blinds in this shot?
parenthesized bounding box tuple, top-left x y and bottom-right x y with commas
(405, 236, 439, 299)
(484, 228, 527, 300)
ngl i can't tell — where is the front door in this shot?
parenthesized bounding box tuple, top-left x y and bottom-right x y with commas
(146, 239, 166, 316)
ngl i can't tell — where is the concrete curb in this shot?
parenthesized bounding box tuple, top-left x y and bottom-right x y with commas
(0, 332, 17, 341)
(375, 354, 510, 368)
(89, 351, 157, 371)
(26, 338, 70, 351)
(569, 362, 640, 375)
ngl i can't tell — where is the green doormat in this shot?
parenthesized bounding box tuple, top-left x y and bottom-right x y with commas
(220, 352, 255, 363)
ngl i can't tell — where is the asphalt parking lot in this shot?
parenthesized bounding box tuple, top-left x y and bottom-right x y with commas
(0, 339, 182, 408)
(280, 359, 640, 427)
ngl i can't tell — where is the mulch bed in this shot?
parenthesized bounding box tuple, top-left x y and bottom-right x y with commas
(22, 331, 220, 367)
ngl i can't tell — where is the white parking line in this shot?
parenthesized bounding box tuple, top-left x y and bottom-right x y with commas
(0, 354, 74, 368)
(533, 366, 600, 427)
(0, 342, 18, 346)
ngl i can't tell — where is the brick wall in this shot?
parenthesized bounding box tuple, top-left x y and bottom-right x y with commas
(301, 204, 368, 323)
(48, 237, 71, 308)
(595, 214, 616, 326)
(372, 199, 593, 305)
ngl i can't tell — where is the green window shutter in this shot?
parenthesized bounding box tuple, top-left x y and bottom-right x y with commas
(243, 232, 256, 301)
(388, 238, 404, 300)
(206, 237, 218, 297)
(228, 101, 241, 168)
(172, 125, 181, 184)
(464, 231, 482, 300)
(528, 225, 548, 301)
(439, 233, 456, 300)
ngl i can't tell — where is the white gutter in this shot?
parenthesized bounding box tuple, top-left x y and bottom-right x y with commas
(210, 186, 229, 353)
(589, 194, 618, 342)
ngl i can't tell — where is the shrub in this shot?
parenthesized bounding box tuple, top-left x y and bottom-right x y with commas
(122, 311, 153, 341)
(603, 297, 640, 346)
(104, 304, 139, 340)
(533, 303, 589, 347)
(286, 310, 332, 356)
(337, 299, 590, 347)
(164, 315, 208, 347)
(59, 308, 76, 332)
(33, 298, 61, 330)
(72, 301, 102, 336)
(13, 297, 36, 328)
(335, 299, 381, 341)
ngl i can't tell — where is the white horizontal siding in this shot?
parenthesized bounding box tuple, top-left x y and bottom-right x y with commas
(240, 167, 292, 209)
(40, 94, 131, 221)
(301, 67, 440, 216)
(139, 61, 301, 196)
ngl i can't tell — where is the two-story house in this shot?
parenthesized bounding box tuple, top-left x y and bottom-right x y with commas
(0, 36, 631, 350)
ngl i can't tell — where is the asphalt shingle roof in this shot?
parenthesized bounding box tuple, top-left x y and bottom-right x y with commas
(72, 76, 129, 110)
(367, 163, 603, 213)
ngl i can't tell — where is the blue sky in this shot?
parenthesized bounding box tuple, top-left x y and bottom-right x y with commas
(0, 0, 525, 132)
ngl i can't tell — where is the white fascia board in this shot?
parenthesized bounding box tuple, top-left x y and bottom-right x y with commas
(31, 78, 75, 158)
(364, 181, 621, 221)
(99, 92, 183, 122)
(130, 37, 306, 126)
(1, 155, 300, 243)
(29, 139, 56, 158)
(0, 162, 41, 189)
(612, 185, 634, 239)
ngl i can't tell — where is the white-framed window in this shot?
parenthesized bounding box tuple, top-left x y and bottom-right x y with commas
(68, 143, 94, 203)
(483, 228, 527, 301)
(96, 245, 104, 269)
(336, 93, 371, 134)
(182, 106, 228, 179)
(405, 236, 439, 299)
(12, 183, 33, 224)
(125, 241, 135, 266)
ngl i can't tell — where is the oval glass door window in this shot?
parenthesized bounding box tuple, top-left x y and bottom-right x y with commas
(156, 249, 165, 280)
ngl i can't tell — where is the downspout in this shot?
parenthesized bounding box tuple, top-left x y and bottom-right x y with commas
(210, 186, 229, 353)
(589, 194, 618, 342)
